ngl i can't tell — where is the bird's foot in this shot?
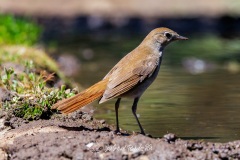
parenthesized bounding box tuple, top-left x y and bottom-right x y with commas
(145, 133, 153, 138)
(140, 131, 145, 135)
(114, 129, 121, 135)
(113, 130, 130, 136)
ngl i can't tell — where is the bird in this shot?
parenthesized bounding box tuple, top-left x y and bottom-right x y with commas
(52, 27, 188, 135)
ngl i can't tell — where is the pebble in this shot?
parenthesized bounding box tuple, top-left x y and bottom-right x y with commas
(163, 133, 177, 143)
(86, 142, 94, 148)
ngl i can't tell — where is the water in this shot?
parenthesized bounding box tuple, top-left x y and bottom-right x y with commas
(56, 37, 240, 142)
(90, 67, 240, 142)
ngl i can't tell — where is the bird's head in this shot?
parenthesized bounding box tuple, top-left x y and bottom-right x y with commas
(143, 27, 188, 50)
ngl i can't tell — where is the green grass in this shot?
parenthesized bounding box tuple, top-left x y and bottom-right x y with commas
(0, 46, 77, 120)
(0, 15, 79, 120)
(0, 14, 41, 45)
(1, 67, 76, 120)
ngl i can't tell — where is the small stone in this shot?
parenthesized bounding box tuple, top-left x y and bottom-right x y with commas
(163, 133, 177, 143)
(86, 142, 94, 148)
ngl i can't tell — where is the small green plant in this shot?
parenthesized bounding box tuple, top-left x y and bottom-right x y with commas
(0, 14, 42, 45)
(1, 62, 77, 120)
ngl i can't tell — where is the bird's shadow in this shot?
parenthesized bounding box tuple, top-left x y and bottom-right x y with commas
(59, 125, 130, 136)
(59, 125, 110, 132)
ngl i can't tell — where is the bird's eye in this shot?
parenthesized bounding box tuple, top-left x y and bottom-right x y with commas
(164, 32, 172, 39)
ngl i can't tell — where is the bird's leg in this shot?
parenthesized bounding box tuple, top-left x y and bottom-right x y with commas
(114, 98, 121, 133)
(132, 97, 145, 135)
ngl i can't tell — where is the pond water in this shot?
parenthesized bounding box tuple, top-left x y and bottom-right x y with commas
(56, 36, 240, 142)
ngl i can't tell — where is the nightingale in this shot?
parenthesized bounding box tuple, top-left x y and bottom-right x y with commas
(52, 27, 188, 135)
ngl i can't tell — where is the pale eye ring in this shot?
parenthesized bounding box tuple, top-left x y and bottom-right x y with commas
(164, 32, 172, 39)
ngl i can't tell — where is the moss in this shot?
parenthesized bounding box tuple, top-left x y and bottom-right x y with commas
(0, 46, 75, 85)
(0, 46, 58, 73)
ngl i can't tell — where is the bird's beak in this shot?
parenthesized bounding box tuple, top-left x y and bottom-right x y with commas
(174, 35, 188, 40)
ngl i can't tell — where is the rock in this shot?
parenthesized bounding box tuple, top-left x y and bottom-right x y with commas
(163, 133, 178, 143)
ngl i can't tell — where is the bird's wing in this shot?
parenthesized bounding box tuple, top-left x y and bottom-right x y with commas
(100, 54, 159, 102)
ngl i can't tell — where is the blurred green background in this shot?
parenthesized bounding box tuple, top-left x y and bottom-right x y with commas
(0, 0, 240, 142)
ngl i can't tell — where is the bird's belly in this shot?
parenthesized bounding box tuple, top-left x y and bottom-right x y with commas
(121, 64, 161, 98)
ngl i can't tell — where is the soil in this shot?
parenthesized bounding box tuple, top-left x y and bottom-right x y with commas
(1, 109, 240, 160)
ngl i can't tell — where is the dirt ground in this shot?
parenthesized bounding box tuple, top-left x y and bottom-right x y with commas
(1, 110, 240, 160)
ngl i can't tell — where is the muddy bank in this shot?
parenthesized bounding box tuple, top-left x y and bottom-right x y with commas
(0, 110, 240, 160)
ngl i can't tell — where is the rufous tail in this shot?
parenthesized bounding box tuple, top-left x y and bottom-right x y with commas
(51, 79, 108, 114)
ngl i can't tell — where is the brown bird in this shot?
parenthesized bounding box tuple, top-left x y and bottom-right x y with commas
(52, 27, 187, 135)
